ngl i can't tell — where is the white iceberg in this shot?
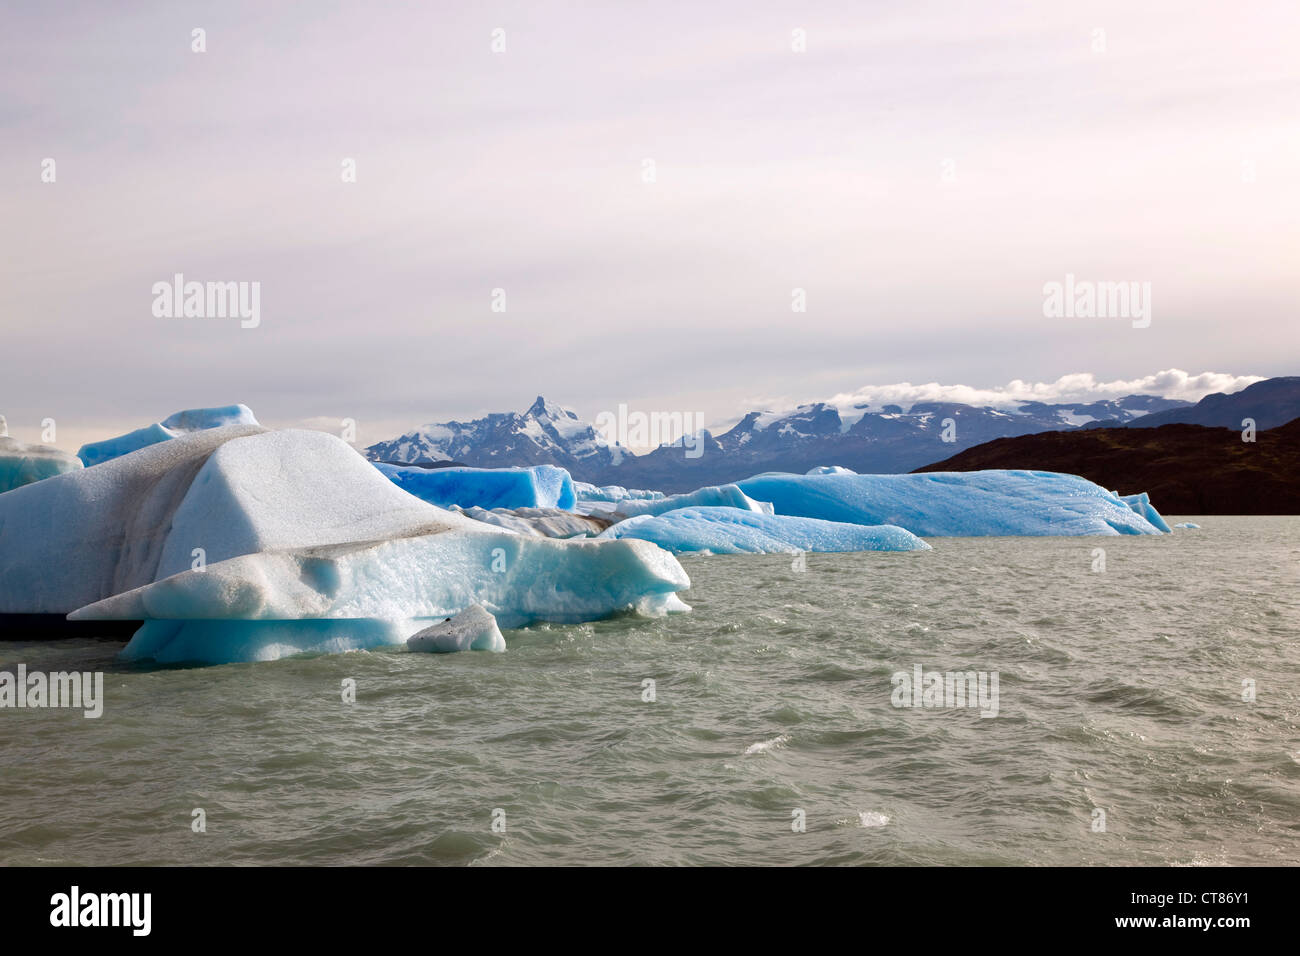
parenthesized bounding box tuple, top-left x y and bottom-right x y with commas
(736, 470, 1167, 536)
(30, 428, 689, 663)
(374, 462, 577, 510)
(73, 531, 689, 663)
(806, 465, 857, 475)
(598, 506, 931, 555)
(407, 605, 506, 653)
(77, 404, 259, 467)
(573, 481, 665, 502)
(1173, 522, 1201, 529)
(0, 423, 267, 613)
(0, 433, 84, 493)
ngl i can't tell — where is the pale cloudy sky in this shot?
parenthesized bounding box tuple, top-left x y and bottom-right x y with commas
(1, 0, 1296, 451)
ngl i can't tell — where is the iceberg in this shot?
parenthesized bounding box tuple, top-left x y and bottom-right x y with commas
(736, 470, 1166, 536)
(452, 505, 612, 538)
(0, 434, 84, 493)
(77, 404, 259, 467)
(598, 506, 931, 555)
(17, 428, 691, 663)
(1173, 522, 1201, 529)
(72, 531, 689, 663)
(573, 481, 665, 502)
(600, 484, 773, 519)
(1117, 491, 1172, 533)
(0, 423, 268, 613)
(374, 462, 577, 510)
(806, 465, 857, 475)
(407, 605, 506, 653)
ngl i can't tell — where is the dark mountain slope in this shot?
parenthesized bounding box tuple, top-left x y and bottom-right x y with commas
(914, 419, 1300, 514)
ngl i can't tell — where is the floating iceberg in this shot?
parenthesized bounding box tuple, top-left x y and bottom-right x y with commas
(24, 428, 690, 663)
(1174, 522, 1201, 529)
(598, 506, 931, 555)
(1118, 491, 1172, 533)
(573, 482, 665, 503)
(73, 531, 689, 663)
(601, 484, 773, 519)
(374, 462, 577, 510)
(806, 465, 857, 476)
(407, 605, 505, 653)
(452, 505, 612, 538)
(0, 434, 84, 493)
(77, 404, 259, 467)
(736, 470, 1166, 536)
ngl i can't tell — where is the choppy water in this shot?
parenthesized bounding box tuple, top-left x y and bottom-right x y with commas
(2, 516, 1298, 866)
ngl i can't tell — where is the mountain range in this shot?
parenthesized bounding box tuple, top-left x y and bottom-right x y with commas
(1099, 376, 1300, 431)
(366, 391, 1196, 492)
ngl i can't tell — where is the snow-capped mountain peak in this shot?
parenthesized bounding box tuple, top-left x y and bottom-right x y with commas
(366, 397, 624, 470)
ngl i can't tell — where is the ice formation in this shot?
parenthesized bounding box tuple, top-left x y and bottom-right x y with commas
(73, 531, 689, 663)
(1174, 522, 1201, 529)
(597, 506, 930, 555)
(452, 505, 611, 538)
(599, 484, 773, 519)
(77, 404, 259, 467)
(1117, 491, 1173, 533)
(374, 462, 577, 510)
(0, 424, 268, 613)
(407, 605, 506, 653)
(25, 429, 690, 663)
(573, 482, 665, 502)
(0, 435, 84, 493)
(736, 470, 1167, 536)
(806, 465, 857, 475)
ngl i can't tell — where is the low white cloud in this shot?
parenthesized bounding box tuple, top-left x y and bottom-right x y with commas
(774, 369, 1264, 418)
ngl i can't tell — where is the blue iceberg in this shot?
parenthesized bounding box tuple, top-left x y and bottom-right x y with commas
(374, 462, 577, 510)
(0, 429, 83, 493)
(77, 404, 259, 467)
(1118, 491, 1172, 533)
(598, 506, 931, 555)
(600, 483, 772, 518)
(736, 470, 1167, 536)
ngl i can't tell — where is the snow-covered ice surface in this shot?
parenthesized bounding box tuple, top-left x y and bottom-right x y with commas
(602, 484, 773, 519)
(806, 465, 856, 475)
(0, 435, 84, 493)
(374, 462, 576, 510)
(597, 506, 931, 555)
(0, 424, 267, 613)
(76, 404, 259, 467)
(407, 605, 505, 653)
(1118, 491, 1173, 533)
(736, 470, 1166, 536)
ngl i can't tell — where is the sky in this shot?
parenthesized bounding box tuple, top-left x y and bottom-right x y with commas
(1, 0, 1297, 452)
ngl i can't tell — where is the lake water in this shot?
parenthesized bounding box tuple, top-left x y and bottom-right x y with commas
(2, 516, 1297, 865)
